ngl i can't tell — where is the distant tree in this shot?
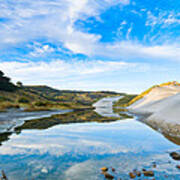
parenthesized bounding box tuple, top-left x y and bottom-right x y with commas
(0, 70, 4, 77)
(3, 76, 10, 82)
(16, 81, 23, 87)
(0, 70, 17, 92)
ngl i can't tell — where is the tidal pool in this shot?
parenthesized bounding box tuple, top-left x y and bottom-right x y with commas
(0, 97, 180, 180)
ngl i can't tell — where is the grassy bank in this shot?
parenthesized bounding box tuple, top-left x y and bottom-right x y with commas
(0, 85, 123, 111)
(113, 94, 137, 108)
(15, 110, 119, 131)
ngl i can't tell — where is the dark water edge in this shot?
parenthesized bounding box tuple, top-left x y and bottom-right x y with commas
(0, 97, 180, 179)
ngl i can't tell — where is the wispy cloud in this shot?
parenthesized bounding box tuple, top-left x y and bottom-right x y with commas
(0, 0, 179, 61)
(0, 59, 137, 79)
(93, 42, 180, 61)
(0, 0, 179, 92)
(0, 0, 128, 47)
(0, 59, 149, 92)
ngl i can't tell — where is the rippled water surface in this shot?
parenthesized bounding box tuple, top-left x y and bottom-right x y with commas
(0, 97, 180, 180)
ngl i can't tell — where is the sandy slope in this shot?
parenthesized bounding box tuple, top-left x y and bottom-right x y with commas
(128, 84, 180, 136)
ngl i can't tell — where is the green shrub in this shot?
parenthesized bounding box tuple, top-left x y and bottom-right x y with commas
(34, 101, 48, 107)
(0, 96, 11, 102)
(18, 97, 29, 103)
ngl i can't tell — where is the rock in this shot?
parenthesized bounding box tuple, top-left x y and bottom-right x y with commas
(176, 165, 180, 169)
(133, 169, 141, 177)
(1, 170, 8, 180)
(170, 152, 180, 160)
(111, 168, 115, 172)
(143, 170, 154, 177)
(142, 168, 146, 171)
(129, 172, 136, 179)
(153, 162, 157, 168)
(103, 172, 114, 179)
(101, 167, 108, 172)
(136, 171, 141, 177)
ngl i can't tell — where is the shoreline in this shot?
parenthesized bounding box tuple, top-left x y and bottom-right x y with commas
(125, 85, 180, 140)
(127, 109, 180, 144)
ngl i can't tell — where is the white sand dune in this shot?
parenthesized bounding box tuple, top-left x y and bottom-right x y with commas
(128, 84, 180, 136)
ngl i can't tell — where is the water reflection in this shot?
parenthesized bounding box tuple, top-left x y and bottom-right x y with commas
(0, 109, 119, 149)
(0, 109, 71, 133)
(93, 96, 122, 117)
(0, 120, 180, 179)
(15, 110, 119, 133)
(0, 96, 180, 179)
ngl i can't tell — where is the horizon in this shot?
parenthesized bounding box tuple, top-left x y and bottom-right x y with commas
(0, 0, 180, 93)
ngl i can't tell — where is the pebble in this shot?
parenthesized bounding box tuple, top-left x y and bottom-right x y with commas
(103, 172, 114, 179)
(153, 162, 157, 168)
(170, 152, 180, 160)
(111, 168, 115, 172)
(143, 170, 154, 177)
(129, 172, 136, 179)
(101, 167, 108, 172)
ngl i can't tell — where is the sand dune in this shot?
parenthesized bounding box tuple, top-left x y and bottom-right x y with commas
(128, 84, 180, 136)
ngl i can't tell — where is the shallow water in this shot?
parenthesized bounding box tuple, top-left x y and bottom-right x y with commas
(93, 96, 122, 117)
(0, 109, 71, 133)
(0, 97, 180, 179)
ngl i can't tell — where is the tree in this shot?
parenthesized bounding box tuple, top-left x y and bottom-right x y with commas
(0, 70, 17, 91)
(0, 71, 4, 77)
(16, 81, 23, 87)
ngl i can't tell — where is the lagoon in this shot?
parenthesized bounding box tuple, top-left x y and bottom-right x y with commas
(0, 97, 180, 179)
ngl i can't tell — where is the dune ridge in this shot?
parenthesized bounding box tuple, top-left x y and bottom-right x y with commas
(128, 82, 180, 136)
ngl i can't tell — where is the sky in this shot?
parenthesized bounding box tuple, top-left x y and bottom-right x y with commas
(0, 0, 179, 93)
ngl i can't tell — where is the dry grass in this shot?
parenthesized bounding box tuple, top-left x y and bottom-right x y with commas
(0, 86, 121, 111)
(0, 102, 20, 111)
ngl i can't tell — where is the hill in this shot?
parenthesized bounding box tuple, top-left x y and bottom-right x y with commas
(129, 81, 180, 110)
(0, 71, 123, 111)
(114, 81, 180, 108)
(126, 81, 180, 137)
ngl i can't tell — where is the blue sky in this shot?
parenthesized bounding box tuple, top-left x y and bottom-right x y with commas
(0, 0, 180, 93)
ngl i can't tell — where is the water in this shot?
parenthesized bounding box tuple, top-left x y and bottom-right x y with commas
(93, 96, 122, 117)
(0, 109, 71, 133)
(0, 97, 180, 179)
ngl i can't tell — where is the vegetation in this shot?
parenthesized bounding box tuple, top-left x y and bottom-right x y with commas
(15, 110, 119, 132)
(16, 81, 23, 87)
(18, 97, 30, 103)
(0, 70, 123, 111)
(113, 94, 137, 107)
(0, 71, 17, 92)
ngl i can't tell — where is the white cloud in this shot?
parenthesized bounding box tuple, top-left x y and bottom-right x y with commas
(0, 59, 136, 78)
(0, 59, 148, 92)
(0, 0, 179, 62)
(146, 10, 180, 28)
(0, 0, 129, 48)
(28, 43, 55, 57)
(94, 41, 180, 61)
